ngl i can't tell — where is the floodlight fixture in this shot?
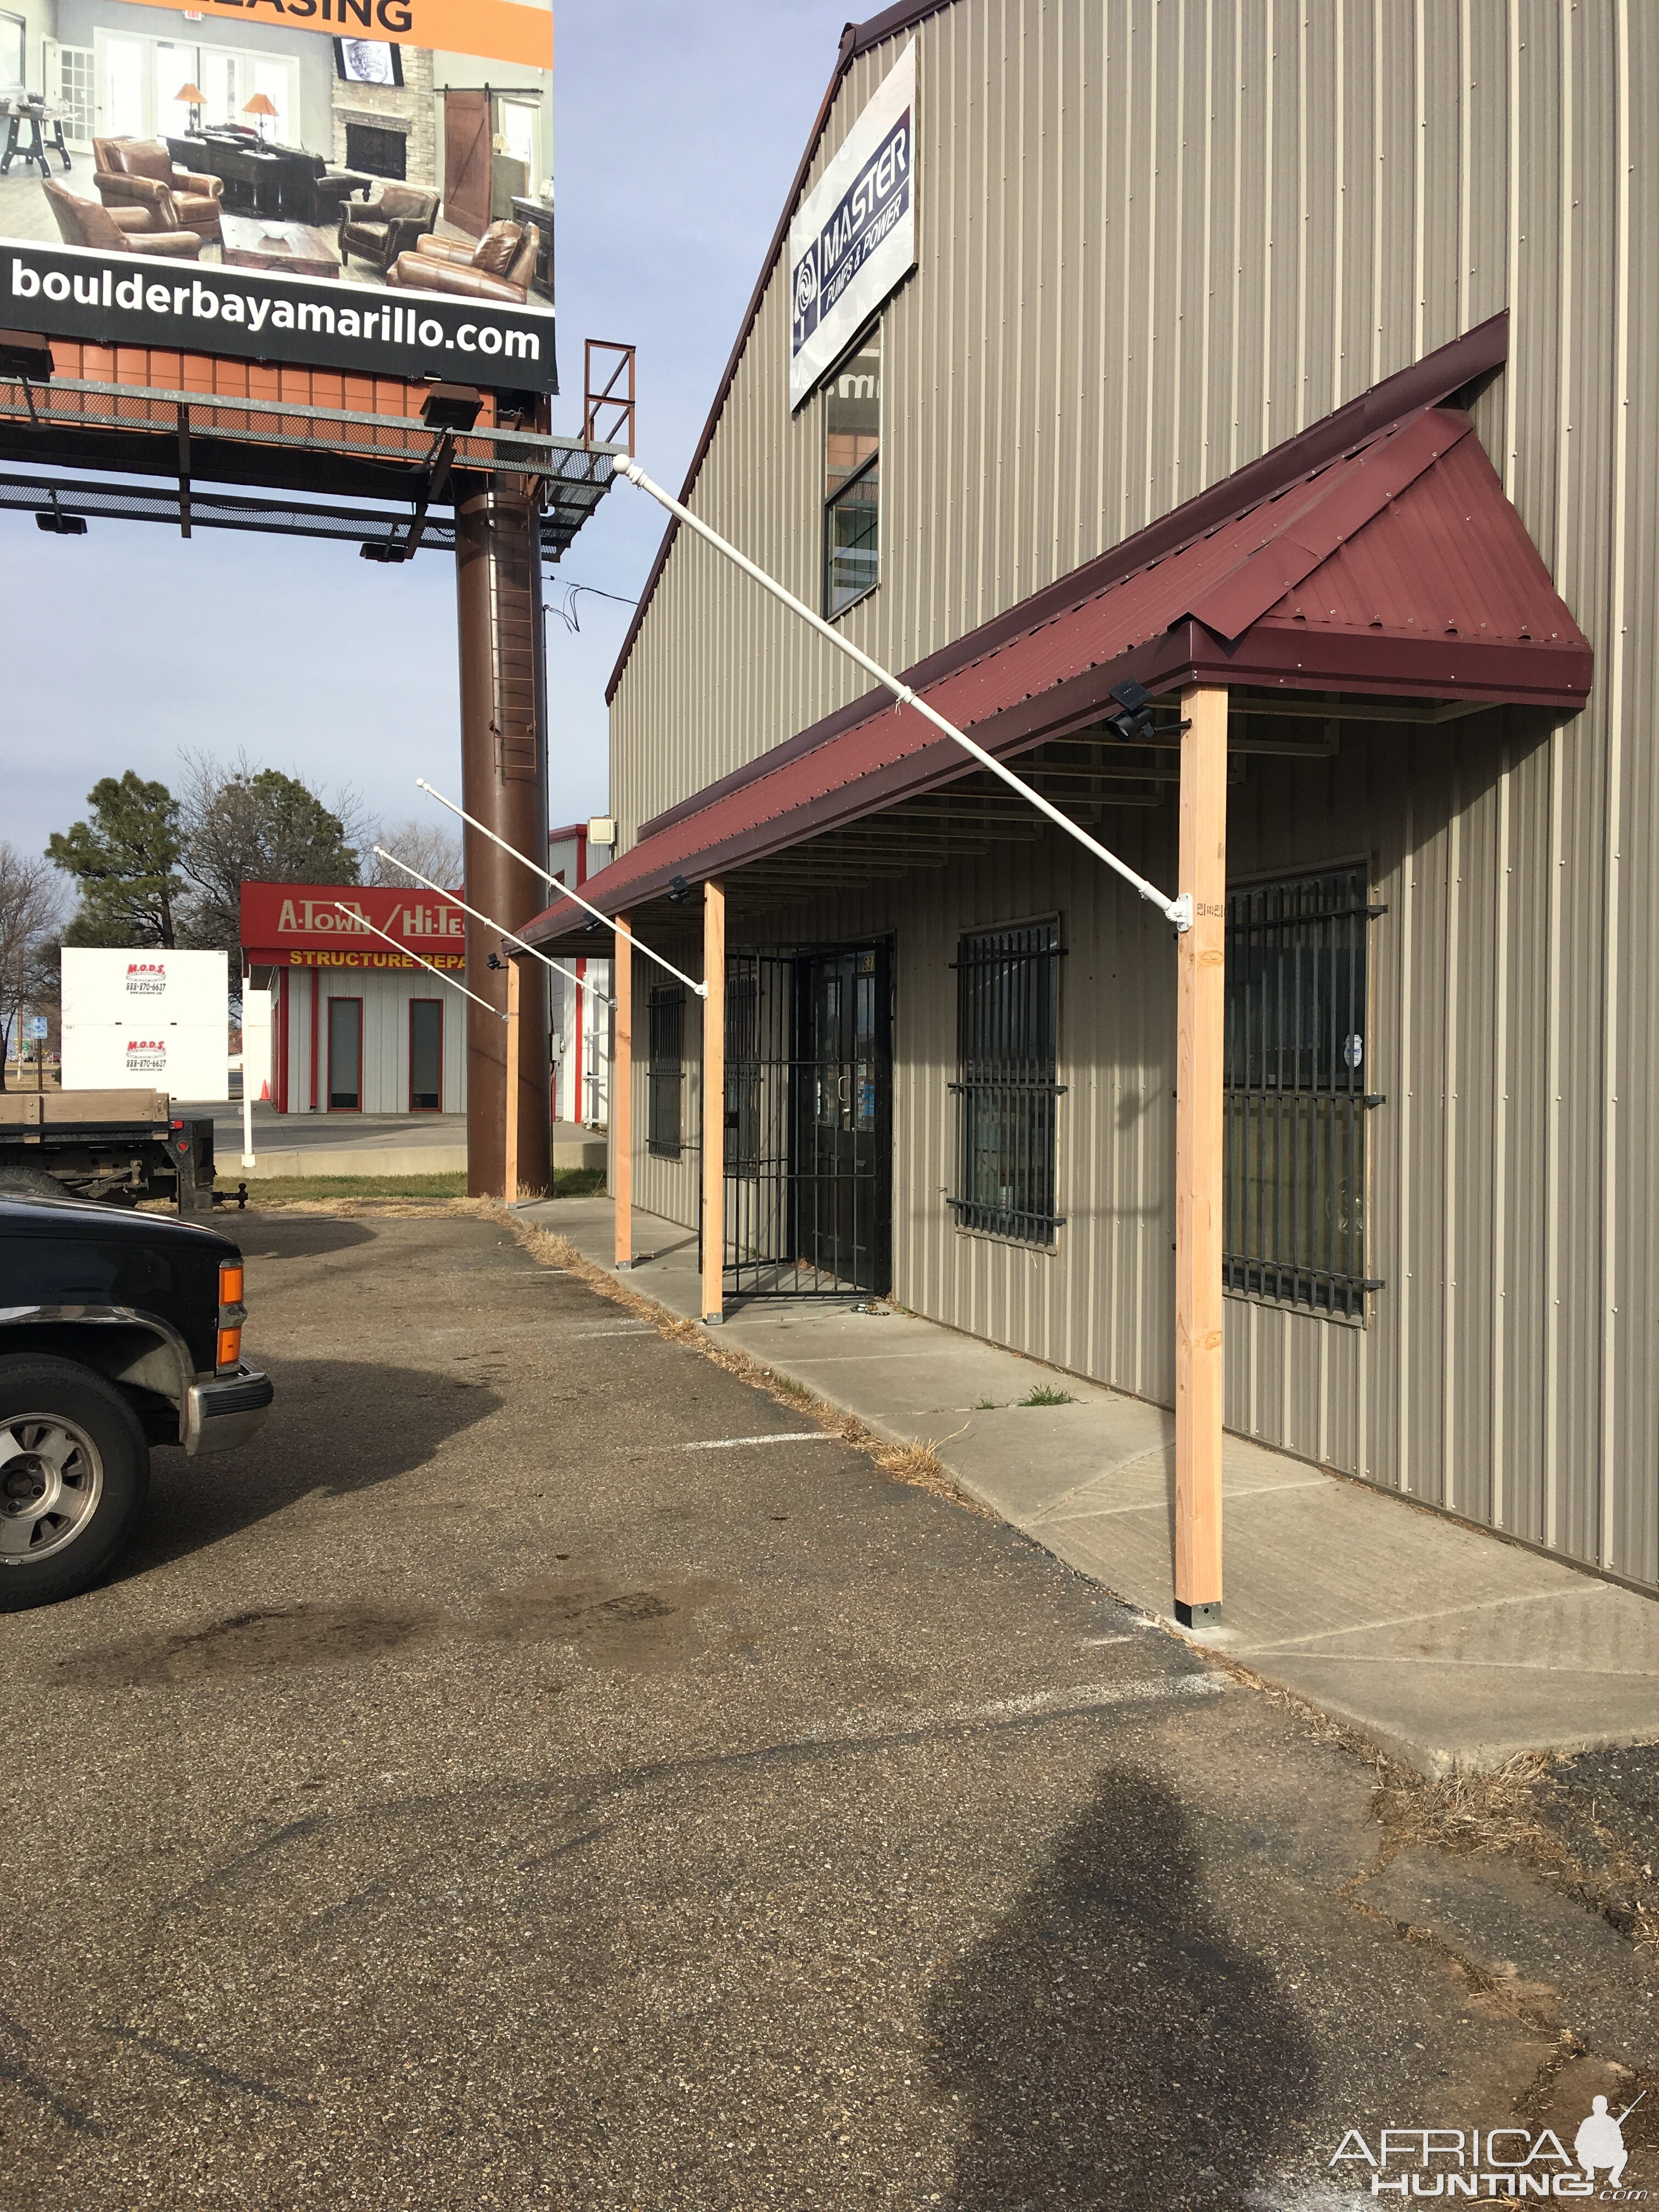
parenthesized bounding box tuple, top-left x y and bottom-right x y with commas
(0, 329, 53, 383)
(1104, 679, 1156, 743)
(667, 874, 692, 904)
(421, 382, 483, 432)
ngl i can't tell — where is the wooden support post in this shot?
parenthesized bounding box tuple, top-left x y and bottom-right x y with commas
(612, 916, 634, 1268)
(702, 880, 726, 1324)
(1175, 682, 1228, 1628)
(503, 951, 521, 1206)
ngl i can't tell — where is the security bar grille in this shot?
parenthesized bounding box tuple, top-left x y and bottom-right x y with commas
(950, 922, 1065, 1246)
(720, 946, 892, 1297)
(646, 985, 685, 1159)
(1223, 866, 1378, 1316)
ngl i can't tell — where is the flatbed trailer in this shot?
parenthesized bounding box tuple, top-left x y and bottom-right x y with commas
(0, 1090, 222, 1211)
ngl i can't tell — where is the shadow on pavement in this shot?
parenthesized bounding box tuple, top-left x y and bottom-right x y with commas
(111, 1356, 503, 1582)
(925, 1765, 1315, 2209)
(229, 1213, 378, 1261)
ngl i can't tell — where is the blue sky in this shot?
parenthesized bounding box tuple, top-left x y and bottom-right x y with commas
(2, 0, 851, 861)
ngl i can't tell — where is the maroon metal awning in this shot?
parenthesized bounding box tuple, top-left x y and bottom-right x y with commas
(526, 327, 1590, 950)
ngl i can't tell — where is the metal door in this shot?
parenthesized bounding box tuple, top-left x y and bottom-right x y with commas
(722, 944, 890, 1297)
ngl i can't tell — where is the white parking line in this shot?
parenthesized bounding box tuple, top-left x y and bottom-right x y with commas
(563, 1325, 658, 1339)
(810, 1673, 1224, 1744)
(656, 1431, 837, 1452)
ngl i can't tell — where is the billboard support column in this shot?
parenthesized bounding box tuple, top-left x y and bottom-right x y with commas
(455, 479, 552, 1199)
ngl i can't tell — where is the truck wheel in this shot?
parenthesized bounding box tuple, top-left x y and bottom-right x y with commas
(0, 1356, 150, 1611)
(0, 1165, 65, 1199)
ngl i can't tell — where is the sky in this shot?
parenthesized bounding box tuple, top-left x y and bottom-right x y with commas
(1, 0, 853, 866)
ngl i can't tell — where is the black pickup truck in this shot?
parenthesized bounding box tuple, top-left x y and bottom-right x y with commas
(0, 1194, 272, 1610)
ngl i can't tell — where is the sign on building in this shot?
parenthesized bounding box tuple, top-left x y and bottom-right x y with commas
(240, 883, 465, 969)
(60, 947, 230, 1099)
(788, 42, 916, 410)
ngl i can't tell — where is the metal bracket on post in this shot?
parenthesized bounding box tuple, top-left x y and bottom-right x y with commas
(1170, 893, 1194, 934)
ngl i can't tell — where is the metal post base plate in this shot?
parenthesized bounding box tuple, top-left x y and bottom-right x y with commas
(1174, 1599, 1223, 1629)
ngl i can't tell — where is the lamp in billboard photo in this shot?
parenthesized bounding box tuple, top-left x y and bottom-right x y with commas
(174, 81, 207, 134)
(241, 91, 278, 143)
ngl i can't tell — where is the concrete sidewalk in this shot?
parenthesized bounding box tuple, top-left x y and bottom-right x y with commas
(521, 1193, 1659, 1776)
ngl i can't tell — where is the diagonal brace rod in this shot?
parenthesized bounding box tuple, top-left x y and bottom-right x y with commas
(330, 904, 502, 1017)
(372, 848, 615, 1006)
(415, 778, 710, 996)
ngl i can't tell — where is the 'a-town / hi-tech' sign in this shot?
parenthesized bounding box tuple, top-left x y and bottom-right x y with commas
(240, 883, 465, 970)
(788, 42, 916, 410)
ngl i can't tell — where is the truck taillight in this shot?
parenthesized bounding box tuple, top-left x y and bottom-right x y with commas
(217, 1258, 246, 1373)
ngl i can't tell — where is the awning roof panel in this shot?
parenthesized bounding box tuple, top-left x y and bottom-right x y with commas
(529, 371, 1591, 948)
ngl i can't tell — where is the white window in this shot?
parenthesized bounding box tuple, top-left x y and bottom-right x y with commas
(500, 98, 537, 168)
(92, 31, 298, 145)
(200, 51, 240, 132)
(250, 59, 292, 140)
(100, 34, 145, 138)
(0, 12, 25, 95)
(151, 40, 196, 144)
(45, 43, 95, 150)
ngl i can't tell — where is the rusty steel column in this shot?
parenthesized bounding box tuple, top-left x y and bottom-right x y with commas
(455, 479, 551, 1198)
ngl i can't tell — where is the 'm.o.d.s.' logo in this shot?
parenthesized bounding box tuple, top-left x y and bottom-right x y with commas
(125, 961, 165, 995)
(125, 1038, 167, 1073)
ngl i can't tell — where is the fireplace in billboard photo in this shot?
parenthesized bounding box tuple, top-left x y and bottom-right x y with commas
(344, 122, 407, 182)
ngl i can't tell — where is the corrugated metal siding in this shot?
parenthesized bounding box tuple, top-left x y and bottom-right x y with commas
(623, 939, 706, 1234)
(611, 0, 1659, 1592)
(281, 966, 467, 1116)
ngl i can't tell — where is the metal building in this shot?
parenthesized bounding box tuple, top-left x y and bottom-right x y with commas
(526, 0, 1657, 1595)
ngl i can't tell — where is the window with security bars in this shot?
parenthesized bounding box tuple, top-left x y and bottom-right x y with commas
(950, 922, 1065, 1245)
(647, 985, 684, 1159)
(1224, 867, 1375, 1316)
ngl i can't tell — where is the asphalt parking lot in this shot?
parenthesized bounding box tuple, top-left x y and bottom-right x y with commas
(4, 1205, 1654, 2210)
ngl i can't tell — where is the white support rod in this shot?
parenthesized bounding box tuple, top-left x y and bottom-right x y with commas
(369, 851, 617, 1006)
(330, 904, 504, 1017)
(607, 458, 1191, 932)
(241, 1085, 255, 1169)
(415, 777, 710, 996)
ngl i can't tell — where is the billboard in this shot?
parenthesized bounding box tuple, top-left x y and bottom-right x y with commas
(788, 42, 915, 410)
(240, 881, 464, 968)
(2, 2, 555, 391)
(60, 947, 230, 1099)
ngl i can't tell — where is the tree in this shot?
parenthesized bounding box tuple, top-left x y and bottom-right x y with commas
(47, 773, 185, 949)
(177, 753, 363, 968)
(362, 819, 464, 891)
(0, 845, 66, 1092)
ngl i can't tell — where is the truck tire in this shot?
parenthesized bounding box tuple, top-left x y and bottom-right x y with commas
(0, 1165, 66, 1200)
(0, 1355, 150, 1610)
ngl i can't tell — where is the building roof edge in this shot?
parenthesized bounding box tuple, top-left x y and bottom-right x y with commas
(602, 1, 955, 707)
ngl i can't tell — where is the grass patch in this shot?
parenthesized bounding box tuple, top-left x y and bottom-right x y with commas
(1018, 1384, 1077, 1407)
(218, 1172, 467, 1201)
(541, 1167, 607, 1200)
(215, 1165, 608, 1206)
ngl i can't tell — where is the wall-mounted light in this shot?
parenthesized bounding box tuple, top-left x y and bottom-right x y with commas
(667, 875, 691, 904)
(1104, 679, 1155, 743)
